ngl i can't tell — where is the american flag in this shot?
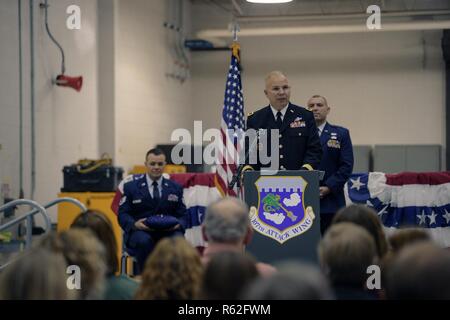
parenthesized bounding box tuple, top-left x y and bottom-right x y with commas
(215, 43, 245, 196)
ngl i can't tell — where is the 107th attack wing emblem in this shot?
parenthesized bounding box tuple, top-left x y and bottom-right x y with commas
(249, 176, 315, 244)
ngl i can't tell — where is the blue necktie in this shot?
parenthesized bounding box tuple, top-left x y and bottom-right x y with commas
(152, 181, 160, 202)
(276, 111, 283, 129)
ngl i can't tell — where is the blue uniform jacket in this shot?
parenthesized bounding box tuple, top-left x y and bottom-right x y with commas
(246, 103, 322, 170)
(319, 122, 354, 214)
(118, 174, 187, 241)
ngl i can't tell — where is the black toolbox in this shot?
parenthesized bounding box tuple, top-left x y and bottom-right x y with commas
(61, 165, 124, 192)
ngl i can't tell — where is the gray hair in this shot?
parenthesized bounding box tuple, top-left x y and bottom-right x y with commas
(204, 197, 250, 244)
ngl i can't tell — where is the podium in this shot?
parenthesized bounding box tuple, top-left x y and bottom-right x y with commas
(243, 170, 322, 265)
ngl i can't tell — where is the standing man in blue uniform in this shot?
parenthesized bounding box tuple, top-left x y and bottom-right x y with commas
(246, 71, 322, 171)
(307, 95, 354, 235)
(118, 148, 187, 272)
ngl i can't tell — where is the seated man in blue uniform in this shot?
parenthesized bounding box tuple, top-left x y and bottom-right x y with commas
(245, 71, 322, 171)
(118, 148, 187, 272)
(307, 95, 354, 235)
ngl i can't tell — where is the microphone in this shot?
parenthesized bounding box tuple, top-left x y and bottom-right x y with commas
(228, 130, 260, 190)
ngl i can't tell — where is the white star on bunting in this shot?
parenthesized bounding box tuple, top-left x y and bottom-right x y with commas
(443, 209, 450, 224)
(416, 210, 427, 226)
(350, 177, 365, 191)
(428, 211, 437, 226)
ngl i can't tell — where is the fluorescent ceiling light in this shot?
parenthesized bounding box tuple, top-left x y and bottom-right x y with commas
(246, 0, 293, 3)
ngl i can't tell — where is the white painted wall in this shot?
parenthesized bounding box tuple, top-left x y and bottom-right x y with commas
(191, 31, 445, 148)
(0, 0, 194, 224)
(98, 0, 116, 159)
(0, 0, 99, 222)
(114, 0, 193, 170)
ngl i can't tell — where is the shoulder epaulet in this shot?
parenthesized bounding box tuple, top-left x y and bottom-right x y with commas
(122, 175, 134, 184)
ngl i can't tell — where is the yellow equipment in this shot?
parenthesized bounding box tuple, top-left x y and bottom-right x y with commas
(57, 192, 122, 269)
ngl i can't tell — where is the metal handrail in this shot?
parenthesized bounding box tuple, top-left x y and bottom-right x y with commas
(0, 197, 87, 246)
(22, 197, 87, 222)
(0, 199, 50, 250)
(0, 197, 87, 271)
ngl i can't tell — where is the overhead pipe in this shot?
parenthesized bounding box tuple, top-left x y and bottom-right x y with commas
(197, 20, 450, 41)
(235, 10, 450, 23)
(231, 0, 244, 16)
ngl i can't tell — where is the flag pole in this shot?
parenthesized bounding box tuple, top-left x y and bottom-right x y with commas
(232, 21, 239, 43)
(230, 22, 241, 69)
(230, 21, 245, 200)
(216, 20, 245, 198)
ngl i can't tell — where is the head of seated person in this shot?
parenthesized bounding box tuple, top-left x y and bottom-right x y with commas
(200, 251, 259, 300)
(318, 222, 379, 299)
(71, 210, 139, 299)
(71, 210, 118, 277)
(202, 197, 277, 277)
(202, 197, 252, 249)
(385, 242, 450, 299)
(388, 227, 431, 254)
(0, 247, 74, 300)
(39, 229, 106, 300)
(135, 237, 203, 300)
(332, 204, 388, 259)
(241, 261, 333, 300)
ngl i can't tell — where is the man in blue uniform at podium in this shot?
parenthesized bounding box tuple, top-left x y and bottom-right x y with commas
(118, 148, 187, 272)
(307, 95, 354, 235)
(246, 71, 322, 171)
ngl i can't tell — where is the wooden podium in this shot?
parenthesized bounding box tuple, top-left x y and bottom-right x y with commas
(243, 170, 322, 265)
